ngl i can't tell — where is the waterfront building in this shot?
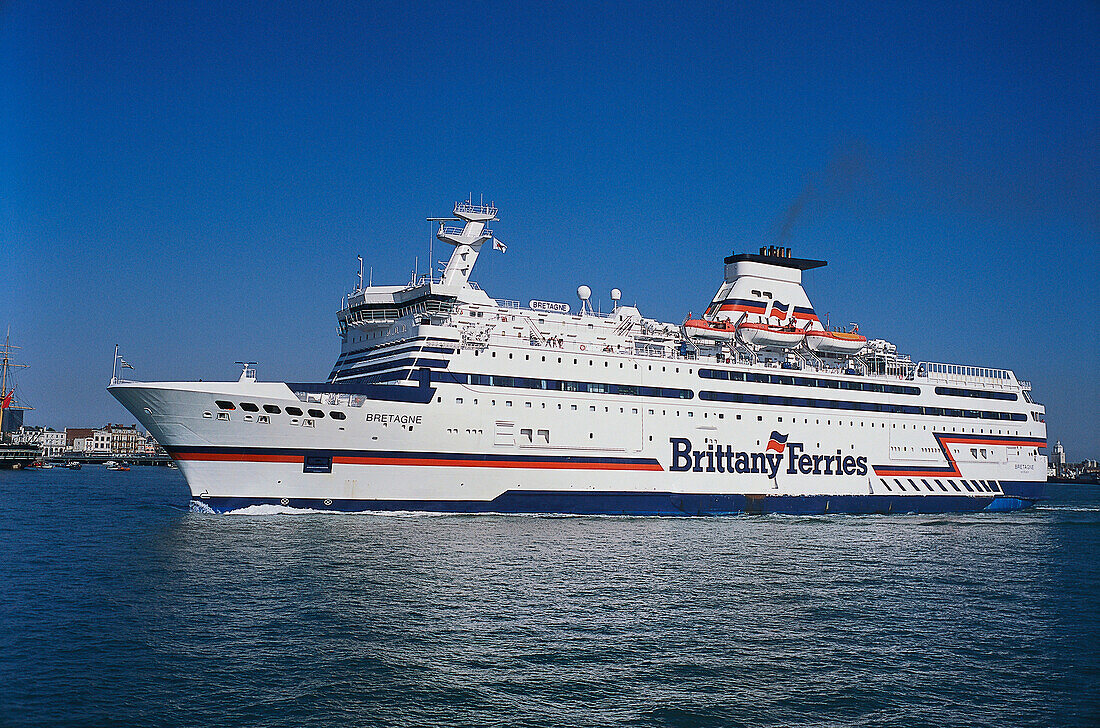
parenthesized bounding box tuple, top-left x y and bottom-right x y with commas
(1049, 440, 1066, 477)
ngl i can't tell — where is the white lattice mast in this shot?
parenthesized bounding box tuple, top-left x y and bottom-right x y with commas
(436, 199, 497, 287)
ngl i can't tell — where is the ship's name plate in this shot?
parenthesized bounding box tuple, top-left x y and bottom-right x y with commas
(529, 299, 571, 313)
(365, 413, 423, 425)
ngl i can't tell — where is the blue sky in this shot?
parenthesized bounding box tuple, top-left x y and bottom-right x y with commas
(2, 0, 1097, 459)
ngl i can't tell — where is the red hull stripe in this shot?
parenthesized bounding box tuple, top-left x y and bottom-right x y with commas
(334, 456, 662, 470)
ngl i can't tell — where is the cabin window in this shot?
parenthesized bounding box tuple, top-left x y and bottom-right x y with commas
(330, 411, 346, 420)
(285, 406, 303, 416)
(239, 402, 259, 412)
(263, 404, 281, 414)
(215, 400, 235, 410)
(308, 409, 325, 418)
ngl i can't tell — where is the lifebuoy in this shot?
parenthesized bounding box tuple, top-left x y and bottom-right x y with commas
(579, 345, 586, 351)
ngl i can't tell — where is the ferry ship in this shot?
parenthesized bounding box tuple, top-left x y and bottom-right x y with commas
(109, 200, 1047, 514)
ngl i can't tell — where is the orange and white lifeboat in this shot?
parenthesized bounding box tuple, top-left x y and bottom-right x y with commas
(804, 328, 867, 354)
(736, 320, 805, 349)
(683, 318, 738, 341)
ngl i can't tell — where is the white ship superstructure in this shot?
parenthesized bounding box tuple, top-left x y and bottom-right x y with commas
(110, 200, 1047, 514)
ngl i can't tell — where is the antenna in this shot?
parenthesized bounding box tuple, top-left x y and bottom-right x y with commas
(235, 361, 258, 382)
(577, 285, 592, 315)
(357, 255, 364, 291)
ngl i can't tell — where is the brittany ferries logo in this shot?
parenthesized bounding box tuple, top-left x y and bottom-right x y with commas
(670, 432, 868, 479)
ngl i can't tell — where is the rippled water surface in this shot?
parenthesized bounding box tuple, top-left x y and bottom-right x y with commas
(1, 467, 1097, 727)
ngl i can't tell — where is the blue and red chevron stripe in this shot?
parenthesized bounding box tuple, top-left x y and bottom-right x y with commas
(718, 298, 768, 315)
(871, 433, 1046, 478)
(791, 305, 819, 323)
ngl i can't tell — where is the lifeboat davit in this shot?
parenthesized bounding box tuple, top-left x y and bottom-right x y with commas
(736, 321, 805, 349)
(683, 318, 738, 341)
(805, 329, 867, 354)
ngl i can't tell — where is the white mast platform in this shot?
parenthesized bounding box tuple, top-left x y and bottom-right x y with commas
(437, 201, 497, 288)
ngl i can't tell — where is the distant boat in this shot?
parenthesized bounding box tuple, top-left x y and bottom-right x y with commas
(66, 461, 82, 470)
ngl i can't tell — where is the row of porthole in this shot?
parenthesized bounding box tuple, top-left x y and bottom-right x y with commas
(214, 400, 347, 420)
(449, 396, 1023, 437)
(205, 411, 318, 428)
(472, 349, 691, 374)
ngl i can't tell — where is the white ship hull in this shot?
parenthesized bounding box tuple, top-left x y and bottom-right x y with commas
(109, 359, 1046, 515)
(108, 201, 1046, 515)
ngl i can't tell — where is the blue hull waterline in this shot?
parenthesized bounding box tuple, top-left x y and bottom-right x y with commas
(196, 482, 1042, 515)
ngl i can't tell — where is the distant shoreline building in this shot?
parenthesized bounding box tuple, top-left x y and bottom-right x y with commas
(64, 424, 154, 456)
(1049, 441, 1066, 478)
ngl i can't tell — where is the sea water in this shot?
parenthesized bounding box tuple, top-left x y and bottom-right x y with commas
(1, 466, 1096, 727)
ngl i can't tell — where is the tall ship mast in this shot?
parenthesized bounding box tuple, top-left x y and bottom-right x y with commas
(0, 330, 33, 436)
(0, 331, 39, 469)
(109, 198, 1047, 514)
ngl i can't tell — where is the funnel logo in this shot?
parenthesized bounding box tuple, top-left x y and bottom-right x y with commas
(766, 431, 788, 453)
(670, 436, 867, 480)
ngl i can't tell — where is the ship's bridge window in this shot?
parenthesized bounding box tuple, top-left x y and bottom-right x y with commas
(239, 402, 259, 412)
(215, 400, 235, 410)
(263, 404, 281, 414)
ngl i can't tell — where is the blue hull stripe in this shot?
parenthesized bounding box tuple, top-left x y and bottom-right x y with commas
(193, 487, 1041, 515)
